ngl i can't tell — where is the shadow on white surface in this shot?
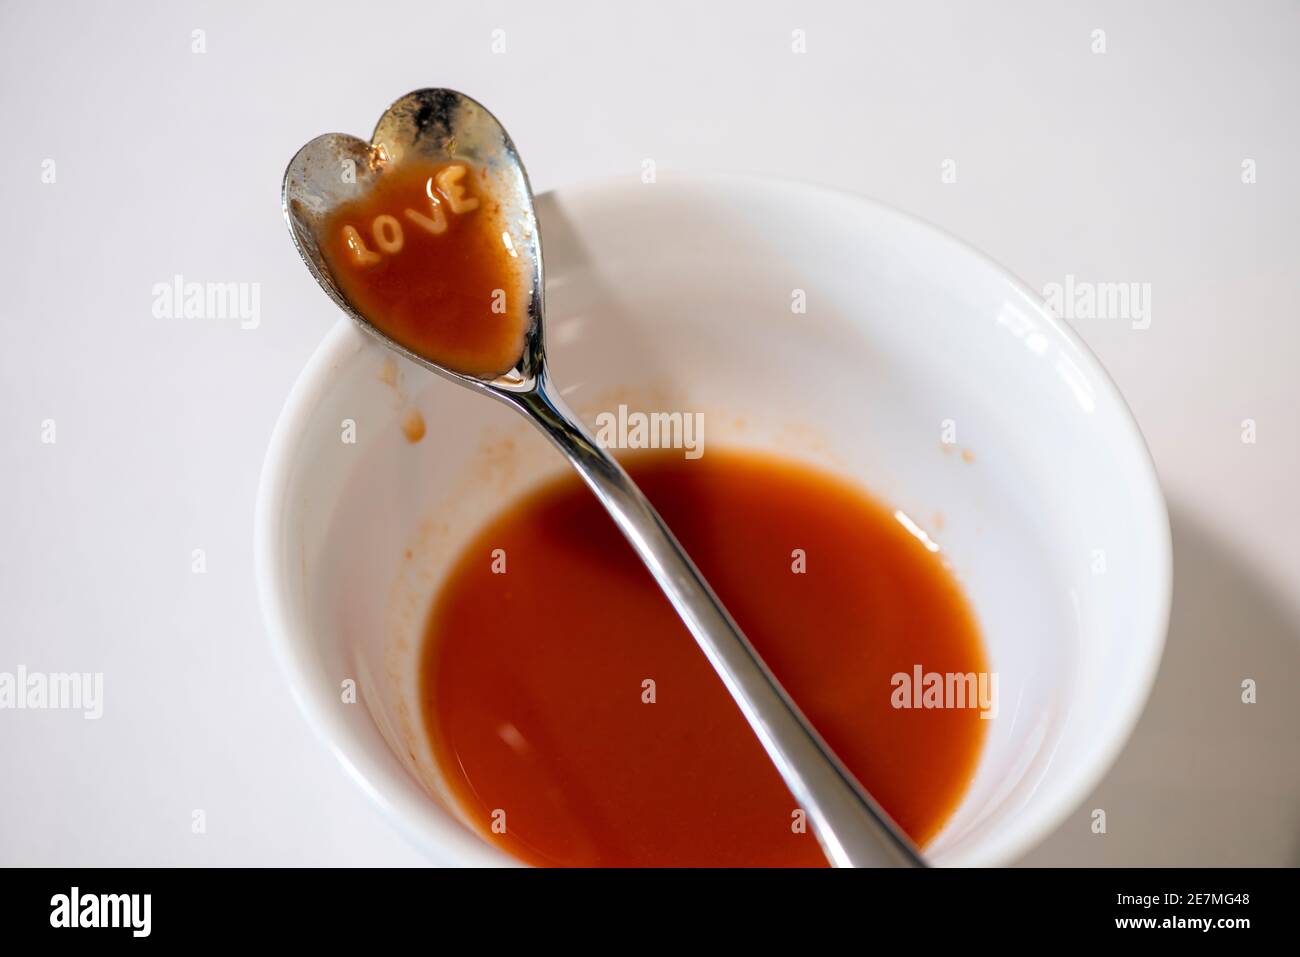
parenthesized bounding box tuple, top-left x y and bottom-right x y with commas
(1017, 501, 1300, 866)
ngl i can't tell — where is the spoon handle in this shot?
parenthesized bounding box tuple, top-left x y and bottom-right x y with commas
(502, 369, 924, 868)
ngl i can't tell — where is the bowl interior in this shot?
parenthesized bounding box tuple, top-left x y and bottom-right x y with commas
(257, 174, 1170, 866)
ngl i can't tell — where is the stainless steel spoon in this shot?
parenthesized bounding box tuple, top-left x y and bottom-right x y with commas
(281, 88, 923, 868)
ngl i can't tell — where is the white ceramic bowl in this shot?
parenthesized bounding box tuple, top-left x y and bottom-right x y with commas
(255, 173, 1171, 866)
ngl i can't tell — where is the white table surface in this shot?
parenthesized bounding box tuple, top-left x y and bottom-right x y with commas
(1, 0, 1296, 866)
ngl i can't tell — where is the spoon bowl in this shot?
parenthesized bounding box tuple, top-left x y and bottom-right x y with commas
(283, 89, 545, 393)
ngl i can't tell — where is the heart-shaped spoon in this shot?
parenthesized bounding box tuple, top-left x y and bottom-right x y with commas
(282, 88, 922, 868)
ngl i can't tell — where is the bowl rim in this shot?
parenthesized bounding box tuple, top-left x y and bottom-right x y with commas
(254, 170, 1173, 867)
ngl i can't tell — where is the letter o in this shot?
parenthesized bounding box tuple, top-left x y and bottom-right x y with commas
(372, 214, 404, 254)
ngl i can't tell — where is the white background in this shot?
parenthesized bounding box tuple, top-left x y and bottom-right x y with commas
(1, 0, 1296, 866)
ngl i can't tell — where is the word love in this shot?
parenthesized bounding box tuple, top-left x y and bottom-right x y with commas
(341, 163, 479, 265)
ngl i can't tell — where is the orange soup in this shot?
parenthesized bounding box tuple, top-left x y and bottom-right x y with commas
(320, 159, 528, 377)
(420, 449, 988, 867)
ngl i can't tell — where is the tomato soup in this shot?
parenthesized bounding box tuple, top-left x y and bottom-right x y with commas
(320, 159, 529, 377)
(420, 449, 989, 867)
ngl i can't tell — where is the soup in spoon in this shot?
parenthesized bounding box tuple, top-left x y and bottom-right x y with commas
(320, 159, 529, 377)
